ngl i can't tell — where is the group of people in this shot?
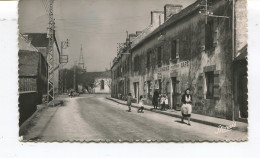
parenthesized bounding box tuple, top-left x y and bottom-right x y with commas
(126, 88, 193, 126)
(152, 91, 169, 111)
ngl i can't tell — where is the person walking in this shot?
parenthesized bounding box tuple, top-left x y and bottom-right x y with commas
(127, 93, 132, 112)
(138, 95, 145, 113)
(181, 88, 193, 126)
(152, 91, 159, 109)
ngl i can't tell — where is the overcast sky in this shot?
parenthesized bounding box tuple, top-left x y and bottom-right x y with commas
(19, 0, 195, 72)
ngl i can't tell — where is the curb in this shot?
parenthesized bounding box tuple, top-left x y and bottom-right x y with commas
(106, 97, 247, 132)
(19, 104, 47, 136)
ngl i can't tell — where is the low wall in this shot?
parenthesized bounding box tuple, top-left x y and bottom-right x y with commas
(19, 91, 40, 126)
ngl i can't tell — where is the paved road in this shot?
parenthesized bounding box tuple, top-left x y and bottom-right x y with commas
(23, 94, 247, 142)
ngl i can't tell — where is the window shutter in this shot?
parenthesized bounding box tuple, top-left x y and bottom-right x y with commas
(213, 72, 220, 98)
(197, 73, 204, 98)
(213, 19, 218, 47)
(176, 39, 180, 59)
(144, 52, 147, 67)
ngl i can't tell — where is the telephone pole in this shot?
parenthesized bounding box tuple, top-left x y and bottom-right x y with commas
(59, 39, 69, 94)
(47, 0, 55, 102)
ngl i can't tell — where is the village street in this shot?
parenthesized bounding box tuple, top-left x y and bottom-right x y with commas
(22, 94, 247, 142)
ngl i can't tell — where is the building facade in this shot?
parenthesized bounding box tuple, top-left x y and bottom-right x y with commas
(111, 0, 247, 121)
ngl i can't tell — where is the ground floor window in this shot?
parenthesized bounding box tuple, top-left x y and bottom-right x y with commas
(205, 71, 214, 99)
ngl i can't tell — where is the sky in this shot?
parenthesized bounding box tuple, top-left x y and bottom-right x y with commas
(19, 0, 195, 72)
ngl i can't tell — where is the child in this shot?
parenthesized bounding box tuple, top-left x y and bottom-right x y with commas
(127, 93, 132, 112)
(165, 95, 169, 110)
(138, 95, 145, 113)
(160, 95, 166, 111)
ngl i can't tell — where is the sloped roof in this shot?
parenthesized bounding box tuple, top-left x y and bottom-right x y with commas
(24, 33, 49, 47)
(132, 0, 202, 49)
(18, 34, 38, 52)
(18, 50, 39, 77)
(235, 45, 247, 61)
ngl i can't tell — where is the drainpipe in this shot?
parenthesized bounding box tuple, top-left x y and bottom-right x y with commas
(231, 0, 236, 121)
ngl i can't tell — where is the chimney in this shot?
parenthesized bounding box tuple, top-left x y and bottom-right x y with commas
(136, 31, 143, 36)
(164, 4, 182, 22)
(129, 33, 137, 42)
(151, 11, 164, 27)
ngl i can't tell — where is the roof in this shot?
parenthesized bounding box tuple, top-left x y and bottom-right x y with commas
(24, 33, 49, 47)
(18, 34, 38, 52)
(132, 0, 202, 50)
(18, 50, 39, 77)
(235, 45, 247, 61)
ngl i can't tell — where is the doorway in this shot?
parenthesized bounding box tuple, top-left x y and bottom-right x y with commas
(171, 77, 178, 110)
(134, 82, 139, 103)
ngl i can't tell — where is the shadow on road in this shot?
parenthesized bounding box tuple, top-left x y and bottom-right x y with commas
(175, 120, 187, 125)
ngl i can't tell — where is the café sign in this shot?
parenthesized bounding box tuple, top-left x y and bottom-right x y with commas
(158, 60, 190, 72)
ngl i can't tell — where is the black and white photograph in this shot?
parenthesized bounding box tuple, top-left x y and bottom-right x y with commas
(16, 0, 248, 142)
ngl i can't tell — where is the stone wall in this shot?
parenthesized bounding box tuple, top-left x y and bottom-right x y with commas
(129, 0, 234, 119)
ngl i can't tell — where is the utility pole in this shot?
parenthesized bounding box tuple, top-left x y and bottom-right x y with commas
(47, 0, 55, 102)
(73, 61, 77, 91)
(59, 39, 69, 94)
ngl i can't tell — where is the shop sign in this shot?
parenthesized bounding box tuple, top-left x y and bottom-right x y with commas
(158, 60, 190, 72)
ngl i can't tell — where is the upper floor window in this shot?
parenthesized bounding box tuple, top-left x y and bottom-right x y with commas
(171, 40, 177, 59)
(205, 20, 218, 50)
(157, 46, 162, 67)
(134, 56, 140, 72)
(146, 51, 151, 68)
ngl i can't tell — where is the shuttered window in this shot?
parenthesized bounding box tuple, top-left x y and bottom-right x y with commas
(157, 46, 162, 67)
(213, 72, 220, 98)
(197, 73, 204, 98)
(205, 71, 214, 99)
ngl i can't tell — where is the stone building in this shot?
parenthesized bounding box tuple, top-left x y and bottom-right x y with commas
(111, 0, 247, 121)
(18, 34, 48, 125)
(79, 70, 111, 94)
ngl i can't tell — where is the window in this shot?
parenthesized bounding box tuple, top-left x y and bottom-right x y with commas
(100, 80, 104, 90)
(205, 71, 214, 99)
(205, 20, 214, 50)
(134, 56, 139, 71)
(158, 79, 162, 94)
(157, 46, 162, 67)
(171, 40, 177, 59)
(147, 51, 151, 68)
(147, 81, 152, 98)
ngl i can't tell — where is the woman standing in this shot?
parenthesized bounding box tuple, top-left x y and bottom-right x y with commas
(181, 88, 193, 126)
(152, 91, 159, 109)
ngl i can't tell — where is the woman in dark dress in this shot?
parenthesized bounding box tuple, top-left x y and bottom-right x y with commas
(181, 88, 193, 126)
(152, 91, 159, 109)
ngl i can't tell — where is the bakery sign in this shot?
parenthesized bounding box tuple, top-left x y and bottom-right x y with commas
(158, 60, 190, 72)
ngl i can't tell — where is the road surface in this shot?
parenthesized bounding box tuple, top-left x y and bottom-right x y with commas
(22, 94, 247, 142)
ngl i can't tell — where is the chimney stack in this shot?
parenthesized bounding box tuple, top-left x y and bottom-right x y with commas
(129, 33, 137, 42)
(164, 4, 182, 22)
(136, 31, 143, 36)
(151, 11, 164, 27)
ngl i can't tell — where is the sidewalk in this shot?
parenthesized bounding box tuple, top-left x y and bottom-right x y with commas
(106, 97, 248, 132)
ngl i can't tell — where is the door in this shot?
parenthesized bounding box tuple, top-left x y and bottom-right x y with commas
(239, 74, 248, 118)
(134, 82, 139, 103)
(171, 77, 178, 110)
(166, 81, 171, 109)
